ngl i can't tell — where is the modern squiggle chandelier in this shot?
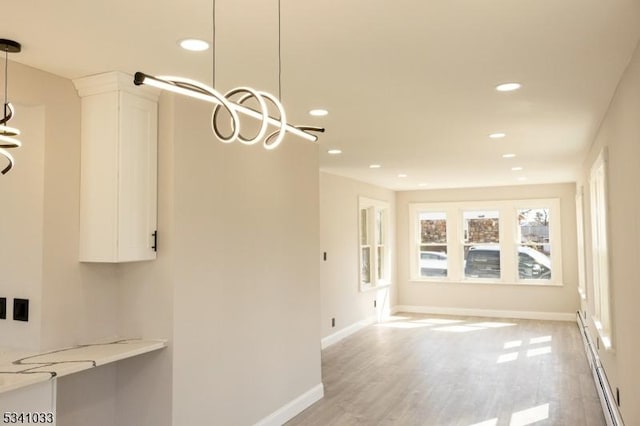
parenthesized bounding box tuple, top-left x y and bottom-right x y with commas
(134, 73, 322, 148)
(0, 39, 21, 175)
(134, 0, 323, 148)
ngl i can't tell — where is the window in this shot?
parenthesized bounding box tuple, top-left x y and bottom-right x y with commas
(409, 199, 562, 285)
(589, 149, 612, 348)
(360, 208, 371, 284)
(517, 208, 551, 281)
(418, 212, 448, 278)
(463, 210, 501, 279)
(359, 197, 390, 290)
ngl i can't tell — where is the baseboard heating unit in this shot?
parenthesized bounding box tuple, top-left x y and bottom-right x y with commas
(576, 311, 624, 426)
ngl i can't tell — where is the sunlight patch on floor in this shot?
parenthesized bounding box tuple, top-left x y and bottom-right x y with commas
(376, 322, 431, 329)
(386, 316, 412, 322)
(497, 352, 519, 363)
(382, 316, 517, 334)
(509, 403, 549, 426)
(433, 325, 489, 333)
(469, 403, 550, 426)
(504, 340, 522, 349)
(469, 418, 498, 426)
(412, 318, 464, 325)
(526, 346, 552, 357)
(470, 322, 516, 328)
(529, 336, 552, 344)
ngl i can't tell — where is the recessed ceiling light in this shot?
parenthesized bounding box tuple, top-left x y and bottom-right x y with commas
(418, 183, 429, 187)
(309, 109, 328, 117)
(327, 149, 342, 155)
(517, 177, 528, 181)
(496, 82, 522, 92)
(179, 39, 210, 52)
(502, 153, 516, 158)
(489, 132, 506, 139)
(511, 166, 524, 171)
(398, 173, 408, 178)
(369, 164, 381, 169)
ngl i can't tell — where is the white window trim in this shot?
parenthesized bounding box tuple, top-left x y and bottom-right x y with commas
(576, 187, 588, 301)
(409, 199, 563, 286)
(359, 197, 391, 292)
(589, 149, 613, 350)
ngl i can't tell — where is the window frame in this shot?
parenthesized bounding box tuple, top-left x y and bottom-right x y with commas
(359, 197, 391, 291)
(461, 209, 503, 282)
(416, 211, 449, 279)
(409, 199, 563, 286)
(589, 149, 613, 349)
(575, 187, 587, 301)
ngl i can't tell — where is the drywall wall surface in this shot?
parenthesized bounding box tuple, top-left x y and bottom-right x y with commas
(578, 38, 640, 425)
(115, 92, 175, 426)
(319, 172, 397, 339)
(396, 183, 579, 315)
(0, 105, 45, 351)
(171, 95, 322, 425)
(0, 61, 126, 425)
(0, 61, 120, 352)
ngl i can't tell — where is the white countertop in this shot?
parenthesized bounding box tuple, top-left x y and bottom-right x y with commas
(0, 339, 167, 394)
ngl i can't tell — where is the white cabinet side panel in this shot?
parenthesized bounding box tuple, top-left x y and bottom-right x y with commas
(79, 93, 119, 262)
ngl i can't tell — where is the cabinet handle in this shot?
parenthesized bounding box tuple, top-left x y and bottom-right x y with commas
(152, 230, 158, 252)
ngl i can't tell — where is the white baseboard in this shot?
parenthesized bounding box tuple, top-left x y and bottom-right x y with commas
(321, 316, 376, 349)
(395, 305, 575, 321)
(254, 383, 324, 426)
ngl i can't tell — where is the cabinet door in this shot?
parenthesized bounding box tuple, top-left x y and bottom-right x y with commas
(117, 92, 158, 261)
(76, 72, 159, 263)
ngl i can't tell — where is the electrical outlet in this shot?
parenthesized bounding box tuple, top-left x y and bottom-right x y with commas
(331, 317, 335, 328)
(13, 298, 29, 322)
(0, 298, 6, 319)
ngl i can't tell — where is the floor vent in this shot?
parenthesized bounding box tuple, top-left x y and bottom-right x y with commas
(576, 311, 624, 426)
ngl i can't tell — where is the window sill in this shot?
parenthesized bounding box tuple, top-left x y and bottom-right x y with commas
(408, 279, 564, 288)
(578, 288, 587, 300)
(360, 283, 392, 293)
(592, 317, 614, 352)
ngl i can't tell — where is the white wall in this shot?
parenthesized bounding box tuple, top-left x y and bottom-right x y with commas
(169, 95, 322, 425)
(0, 61, 121, 351)
(0, 105, 45, 350)
(0, 60, 121, 424)
(396, 183, 579, 317)
(319, 172, 397, 340)
(114, 92, 176, 426)
(578, 39, 640, 425)
(2, 62, 324, 425)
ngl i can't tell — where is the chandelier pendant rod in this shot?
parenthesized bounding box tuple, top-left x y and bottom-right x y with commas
(134, 72, 319, 142)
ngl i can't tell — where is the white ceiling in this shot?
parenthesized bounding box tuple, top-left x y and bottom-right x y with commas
(3, 0, 640, 190)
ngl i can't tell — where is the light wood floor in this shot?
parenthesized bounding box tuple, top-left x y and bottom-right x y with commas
(288, 313, 604, 426)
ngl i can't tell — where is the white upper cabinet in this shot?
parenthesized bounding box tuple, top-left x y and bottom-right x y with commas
(74, 72, 159, 262)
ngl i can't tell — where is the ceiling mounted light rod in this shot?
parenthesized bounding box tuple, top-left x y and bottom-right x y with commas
(134, 72, 322, 145)
(133, 0, 323, 149)
(0, 38, 21, 175)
